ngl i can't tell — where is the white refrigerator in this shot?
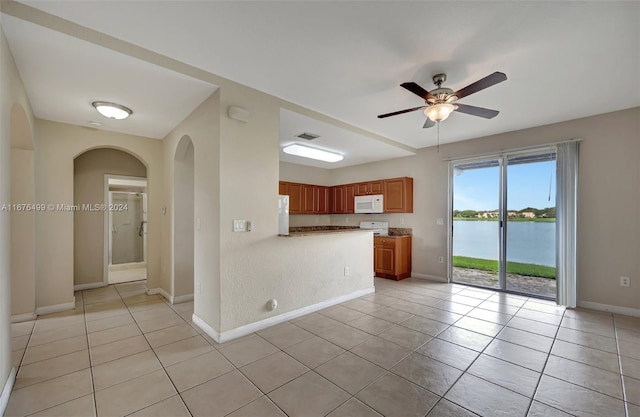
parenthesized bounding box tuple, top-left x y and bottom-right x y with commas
(278, 195, 289, 235)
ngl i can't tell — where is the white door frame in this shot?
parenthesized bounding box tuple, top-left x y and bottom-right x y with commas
(103, 174, 147, 286)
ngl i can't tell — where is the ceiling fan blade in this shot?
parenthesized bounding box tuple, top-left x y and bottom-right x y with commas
(377, 105, 426, 118)
(453, 72, 507, 100)
(454, 103, 500, 119)
(400, 82, 434, 100)
(423, 118, 435, 128)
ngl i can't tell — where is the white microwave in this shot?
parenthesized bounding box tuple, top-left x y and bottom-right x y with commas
(354, 194, 384, 214)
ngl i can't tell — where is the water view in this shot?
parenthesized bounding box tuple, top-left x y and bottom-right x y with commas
(453, 220, 555, 267)
(451, 154, 557, 298)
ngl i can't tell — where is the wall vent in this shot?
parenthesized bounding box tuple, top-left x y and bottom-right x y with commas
(296, 132, 320, 140)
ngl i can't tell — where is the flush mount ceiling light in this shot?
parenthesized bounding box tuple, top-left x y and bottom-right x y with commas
(424, 103, 456, 122)
(282, 144, 343, 163)
(92, 101, 133, 120)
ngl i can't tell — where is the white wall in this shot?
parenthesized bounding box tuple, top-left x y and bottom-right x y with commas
(1, 24, 36, 412)
(213, 82, 374, 332)
(279, 161, 332, 185)
(34, 120, 163, 311)
(162, 93, 221, 328)
(327, 108, 640, 310)
(173, 138, 194, 298)
(10, 148, 35, 317)
(73, 148, 147, 286)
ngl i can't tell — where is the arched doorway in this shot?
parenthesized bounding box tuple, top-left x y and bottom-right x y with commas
(10, 104, 36, 321)
(73, 148, 147, 288)
(173, 135, 195, 301)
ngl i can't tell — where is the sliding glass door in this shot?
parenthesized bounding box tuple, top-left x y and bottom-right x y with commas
(451, 158, 502, 289)
(505, 153, 556, 298)
(450, 149, 557, 300)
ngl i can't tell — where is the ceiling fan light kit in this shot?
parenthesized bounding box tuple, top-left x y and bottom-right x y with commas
(378, 71, 507, 128)
(424, 103, 455, 122)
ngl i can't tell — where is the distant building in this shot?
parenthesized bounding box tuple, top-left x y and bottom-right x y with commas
(477, 211, 499, 218)
(522, 211, 536, 218)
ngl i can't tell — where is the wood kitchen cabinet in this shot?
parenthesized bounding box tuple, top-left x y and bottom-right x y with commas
(279, 182, 303, 214)
(302, 185, 316, 214)
(332, 185, 345, 213)
(281, 176, 413, 214)
(315, 186, 330, 214)
(280, 181, 331, 215)
(355, 180, 383, 196)
(374, 235, 411, 280)
(383, 177, 413, 213)
(331, 184, 355, 214)
(344, 184, 355, 213)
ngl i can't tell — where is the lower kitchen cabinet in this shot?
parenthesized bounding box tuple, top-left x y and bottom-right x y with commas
(374, 235, 411, 280)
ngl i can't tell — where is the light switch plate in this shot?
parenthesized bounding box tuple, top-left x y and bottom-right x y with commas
(233, 219, 246, 232)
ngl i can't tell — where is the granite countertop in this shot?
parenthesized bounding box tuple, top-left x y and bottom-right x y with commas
(279, 227, 371, 237)
(279, 226, 412, 238)
(388, 227, 412, 237)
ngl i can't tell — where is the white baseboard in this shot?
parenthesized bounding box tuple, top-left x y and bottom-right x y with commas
(74, 282, 106, 291)
(577, 301, 640, 318)
(35, 298, 76, 316)
(193, 286, 375, 343)
(0, 367, 16, 417)
(147, 288, 193, 305)
(11, 312, 36, 323)
(411, 272, 448, 283)
(147, 287, 172, 303)
(173, 294, 194, 304)
(192, 314, 220, 341)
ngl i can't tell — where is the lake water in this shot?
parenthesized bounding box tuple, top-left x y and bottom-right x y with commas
(453, 220, 556, 267)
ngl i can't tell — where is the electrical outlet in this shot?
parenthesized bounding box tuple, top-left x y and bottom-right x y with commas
(436, 218, 444, 226)
(400, 218, 405, 225)
(438, 256, 444, 264)
(195, 281, 202, 294)
(620, 276, 630, 287)
(345, 216, 349, 224)
(344, 266, 350, 276)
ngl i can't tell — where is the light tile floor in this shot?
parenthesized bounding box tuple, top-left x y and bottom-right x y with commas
(6, 278, 640, 417)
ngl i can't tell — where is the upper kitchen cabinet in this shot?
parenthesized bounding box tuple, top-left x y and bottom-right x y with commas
(280, 181, 331, 215)
(344, 184, 356, 213)
(302, 185, 316, 214)
(332, 185, 345, 213)
(281, 176, 413, 214)
(355, 180, 383, 196)
(384, 177, 413, 213)
(279, 182, 303, 214)
(316, 186, 331, 214)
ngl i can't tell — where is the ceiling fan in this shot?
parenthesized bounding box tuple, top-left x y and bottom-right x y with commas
(378, 72, 507, 128)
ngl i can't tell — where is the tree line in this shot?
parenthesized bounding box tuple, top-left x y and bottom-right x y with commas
(454, 207, 556, 218)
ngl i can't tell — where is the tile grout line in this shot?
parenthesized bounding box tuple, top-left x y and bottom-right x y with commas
(78, 289, 100, 417)
(114, 282, 195, 417)
(612, 315, 630, 417)
(435, 292, 530, 416)
(524, 305, 567, 417)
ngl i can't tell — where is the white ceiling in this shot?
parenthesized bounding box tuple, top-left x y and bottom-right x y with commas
(280, 108, 414, 169)
(1, 14, 218, 139)
(2, 1, 639, 164)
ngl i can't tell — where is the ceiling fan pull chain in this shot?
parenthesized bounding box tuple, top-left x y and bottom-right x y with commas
(437, 121, 440, 153)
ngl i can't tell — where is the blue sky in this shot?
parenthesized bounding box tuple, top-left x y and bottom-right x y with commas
(453, 161, 556, 211)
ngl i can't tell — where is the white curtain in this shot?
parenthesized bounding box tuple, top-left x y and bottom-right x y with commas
(556, 141, 579, 307)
